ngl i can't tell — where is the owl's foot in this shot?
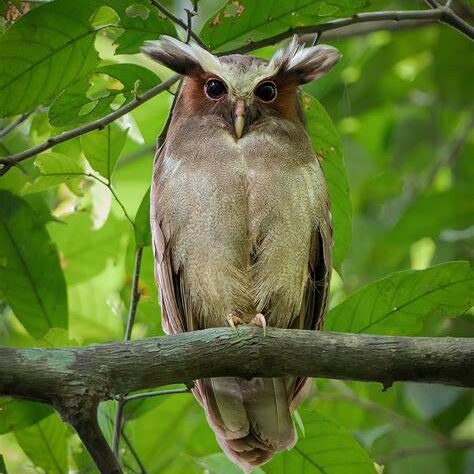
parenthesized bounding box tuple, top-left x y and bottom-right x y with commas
(249, 313, 267, 336)
(226, 314, 245, 333)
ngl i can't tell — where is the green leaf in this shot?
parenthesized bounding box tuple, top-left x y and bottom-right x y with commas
(198, 453, 265, 473)
(48, 212, 129, 285)
(81, 123, 128, 180)
(134, 187, 151, 248)
(15, 413, 68, 474)
(22, 152, 85, 195)
(0, 398, 53, 435)
(98, 63, 160, 99)
(0, 191, 68, 338)
(110, 0, 177, 55)
(48, 79, 116, 128)
(372, 189, 474, 271)
(325, 261, 474, 334)
(200, 0, 369, 52)
(304, 93, 352, 268)
(0, 0, 99, 116)
(265, 408, 377, 474)
(49, 64, 160, 128)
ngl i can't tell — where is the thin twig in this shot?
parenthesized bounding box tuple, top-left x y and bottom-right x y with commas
(123, 387, 190, 402)
(112, 246, 145, 460)
(125, 246, 144, 341)
(0, 74, 180, 176)
(149, 0, 205, 47)
(0, 113, 30, 142)
(185, 9, 196, 44)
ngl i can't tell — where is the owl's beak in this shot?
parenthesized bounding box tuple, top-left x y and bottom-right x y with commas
(234, 99, 245, 139)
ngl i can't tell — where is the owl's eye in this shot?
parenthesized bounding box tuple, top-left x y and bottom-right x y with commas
(205, 79, 227, 99)
(254, 81, 277, 102)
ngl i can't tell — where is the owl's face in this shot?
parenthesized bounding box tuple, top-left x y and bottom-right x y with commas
(142, 36, 340, 139)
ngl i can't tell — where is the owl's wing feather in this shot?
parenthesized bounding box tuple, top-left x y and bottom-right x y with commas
(290, 200, 332, 408)
(151, 148, 189, 334)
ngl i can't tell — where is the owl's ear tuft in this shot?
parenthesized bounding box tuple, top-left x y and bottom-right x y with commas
(271, 36, 340, 84)
(141, 36, 222, 76)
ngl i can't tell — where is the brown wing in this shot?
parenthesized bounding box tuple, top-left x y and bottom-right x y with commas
(290, 201, 332, 408)
(151, 147, 189, 335)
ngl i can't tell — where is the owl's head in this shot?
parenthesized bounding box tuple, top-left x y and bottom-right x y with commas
(142, 36, 340, 138)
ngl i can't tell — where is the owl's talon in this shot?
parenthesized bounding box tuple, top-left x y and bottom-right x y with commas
(250, 313, 267, 336)
(226, 314, 245, 333)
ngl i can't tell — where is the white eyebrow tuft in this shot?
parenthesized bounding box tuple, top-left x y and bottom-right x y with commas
(144, 35, 223, 76)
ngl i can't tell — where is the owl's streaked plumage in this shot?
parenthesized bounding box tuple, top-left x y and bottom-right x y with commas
(142, 35, 339, 472)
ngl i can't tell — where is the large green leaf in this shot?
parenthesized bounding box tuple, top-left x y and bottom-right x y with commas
(81, 123, 128, 181)
(48, 212, 129, 285)
(372, 189, 474, 271)
(49, 64, 160, 128)
(325, 261, 473, 334)
(0, 191, 68, 338)
(265, 408, 377, 474)
(0, 0, 99, 117)
(15, 413, 68, 474)
(200, 0, 369, 52)
(22, 152, 85, 195)
(134, 187, 151, 248)
(0, 398, 53, 435)
(304, 94, 352, 268)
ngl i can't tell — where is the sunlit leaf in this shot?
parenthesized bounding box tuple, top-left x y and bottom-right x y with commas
(48, 79, 116, 128)
(22, 152, 85, 195)
(0, 191, 68, 338)
(48, 212, 129, 285)
(304, 93, 352, 268)
(200, 0, 369, 52)
(14, 413, 68, 474)
(81, 123, 128, 180)
(325, 261, 474, 334)
(265, 408, 377, 474)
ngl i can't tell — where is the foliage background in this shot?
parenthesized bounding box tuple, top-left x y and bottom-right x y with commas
(0, 0, 473, 473)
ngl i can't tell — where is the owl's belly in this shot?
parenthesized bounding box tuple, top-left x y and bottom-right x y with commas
(163, 128, 322, 328)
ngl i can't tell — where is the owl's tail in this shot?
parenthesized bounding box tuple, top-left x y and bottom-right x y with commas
(194, 376, 297, 472)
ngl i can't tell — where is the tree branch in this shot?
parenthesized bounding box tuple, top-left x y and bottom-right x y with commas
(222, 7, 473, 55)
(1, 328, 472, 405)
(1, 328, 472, 473)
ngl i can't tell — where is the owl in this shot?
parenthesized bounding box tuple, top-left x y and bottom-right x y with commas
(142, 35, 339, 472)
